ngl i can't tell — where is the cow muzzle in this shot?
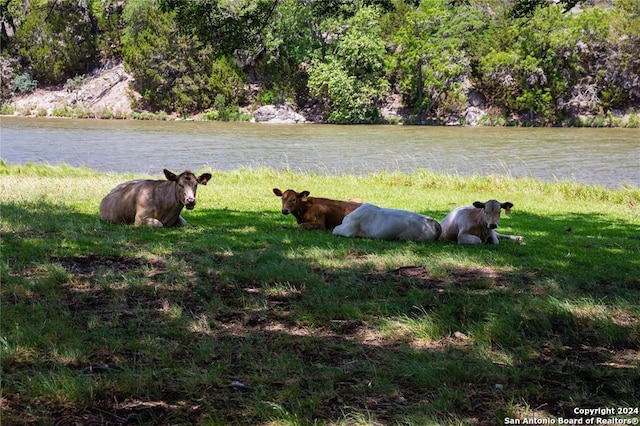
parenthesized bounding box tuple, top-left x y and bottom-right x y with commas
(185, 197, 196, 210)
(281, 209, 290, 215)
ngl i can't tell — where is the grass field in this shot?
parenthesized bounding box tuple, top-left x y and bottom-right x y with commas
(1, 162, 639, 425)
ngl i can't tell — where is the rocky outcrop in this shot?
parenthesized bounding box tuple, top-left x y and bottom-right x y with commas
(465, 106, 486, 125)
(8, 63, 137, 117)
(253, 104, 306, 123)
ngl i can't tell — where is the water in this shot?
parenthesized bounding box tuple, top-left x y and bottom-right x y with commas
(1, 116, 638, 188)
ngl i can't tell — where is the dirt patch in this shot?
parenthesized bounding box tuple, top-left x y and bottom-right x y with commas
(53, 400, 201, 426)
(59, 254, 159, 279)
(352, 264, 525, 294)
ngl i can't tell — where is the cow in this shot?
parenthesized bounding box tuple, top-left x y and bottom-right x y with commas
(100, 169, 212, 227)
(439, 199, 523, 245)
(272, 188, 362, 230)
(332, 203, 441, 241)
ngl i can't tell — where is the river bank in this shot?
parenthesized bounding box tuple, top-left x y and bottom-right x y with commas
(2, 63, 640, 127)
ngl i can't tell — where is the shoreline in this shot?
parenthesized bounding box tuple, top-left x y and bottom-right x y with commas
(3, 65, 639, 128)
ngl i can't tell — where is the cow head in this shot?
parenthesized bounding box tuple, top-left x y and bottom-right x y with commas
(165, 169, 212, 210)
(472, 200, 513, 229)
(273, 188, 310, 215)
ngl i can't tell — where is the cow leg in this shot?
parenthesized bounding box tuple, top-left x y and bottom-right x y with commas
(135, 212, 164, 227)
(298, 222, 318, 230)
(457, 233, 483, 245)
(333, 222, 358, 238)
(495, 232, 524, 244)
(142, 217, 164, 227)
(487, 231, 500, 245)
(175, 216, 187, 227)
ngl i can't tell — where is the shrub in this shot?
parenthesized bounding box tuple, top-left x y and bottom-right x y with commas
(51, 105, 74, 118)
(625, 114, 639, 128)
(11, 73, 38, 94)
(591, 116, 607, 127)
(201, 110, 218, 121)
(97, 107, 114, 119)
(0, 103, 14, 115)
(64, 76, 88, 93)
(256, 88, 281, 106)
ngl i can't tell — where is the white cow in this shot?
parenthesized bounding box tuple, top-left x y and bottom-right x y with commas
(439, 200, 523, 245)
(332, 203, 441, 241)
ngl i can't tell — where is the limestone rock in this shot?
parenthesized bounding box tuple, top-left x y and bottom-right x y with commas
(253, 104, 306, 124)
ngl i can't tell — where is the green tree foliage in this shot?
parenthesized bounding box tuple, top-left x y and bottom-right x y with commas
(605, 0, 640, 107)
(509, 0, 586, 18)
(12, 0, 98, 84)
(121, 0, 246, 114)
(476, 4, 610, 123)
(2, 0, 639, 124)
(389, 2, 483, 121)
(250, 0, 320, 104)
(307, 6, 389, 123)
(91, 0, 125, 64)
(159, 0, 279, 58)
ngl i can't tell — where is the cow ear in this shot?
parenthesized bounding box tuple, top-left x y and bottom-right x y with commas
(273, 188, 283, 197)
(198, 173, 212, 185)
(301, 191, 310, 202)
(164, 169, 178, 181)
(472, 201, 485, 209)
(502, 202, 514, 214)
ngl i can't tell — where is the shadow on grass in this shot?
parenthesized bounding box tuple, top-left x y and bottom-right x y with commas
(1, 201, 639, 424)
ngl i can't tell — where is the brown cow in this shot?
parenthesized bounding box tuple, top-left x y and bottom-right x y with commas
(272, 188, 362, 230)
(100, 169, 212, 227)
(439, 199, 523, 245)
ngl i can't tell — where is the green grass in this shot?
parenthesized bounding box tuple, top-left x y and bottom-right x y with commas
(1, 162, 639, 425)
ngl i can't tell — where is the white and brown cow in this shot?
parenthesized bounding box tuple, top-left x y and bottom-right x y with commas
(100, 169, 211, 227)
(439, 200, 523, 245)
(273, 188, 362, 230)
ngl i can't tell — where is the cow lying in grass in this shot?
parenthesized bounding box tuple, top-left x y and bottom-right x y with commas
(332, 203, 441, 241)
(439, 199, 523, 245)
(273, 188, 362, 230)
(100, 169, 211, 227)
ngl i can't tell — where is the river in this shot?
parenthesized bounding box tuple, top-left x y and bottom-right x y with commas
(1, 116, 638, 188)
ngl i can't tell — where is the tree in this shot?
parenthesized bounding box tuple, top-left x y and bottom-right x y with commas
(12, 0, 98, 84)
(604, 0, 640, 107)
(91, 0, 125, 65)
(122, 0, 246, 114)
(474, 3, 611, 124)
(159, 0, 279, 58)
(307, 6, 389, 123)
(389, 2, 480, 122)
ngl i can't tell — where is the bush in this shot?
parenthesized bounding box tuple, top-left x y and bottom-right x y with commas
(207, 56, 247, 107)
(0, 103, 15, 115)
(11, 73, 38, 94)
